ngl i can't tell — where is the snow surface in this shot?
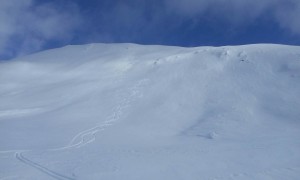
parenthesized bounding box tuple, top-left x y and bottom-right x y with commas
(0, 43, 300, 180)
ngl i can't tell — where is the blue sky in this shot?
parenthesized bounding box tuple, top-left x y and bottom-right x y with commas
(1, 0, 300, 59)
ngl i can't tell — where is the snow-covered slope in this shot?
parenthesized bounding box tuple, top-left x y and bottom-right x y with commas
(0, 43, 300, 180)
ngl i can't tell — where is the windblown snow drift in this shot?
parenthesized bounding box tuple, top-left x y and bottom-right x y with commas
(0, 43, 300, 179)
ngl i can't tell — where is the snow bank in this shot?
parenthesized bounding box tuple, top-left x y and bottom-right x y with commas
(0, 43, 299, 179)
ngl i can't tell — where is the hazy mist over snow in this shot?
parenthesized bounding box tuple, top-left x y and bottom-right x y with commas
(1, 0, 300, 59)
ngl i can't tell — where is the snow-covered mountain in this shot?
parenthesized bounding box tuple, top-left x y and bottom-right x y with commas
(1, 43, 300, 180)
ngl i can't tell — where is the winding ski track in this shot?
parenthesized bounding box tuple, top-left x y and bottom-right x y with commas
(1, 78, 148, 179)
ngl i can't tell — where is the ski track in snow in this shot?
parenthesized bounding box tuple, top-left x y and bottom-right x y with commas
(1, 44, 299, 179)
(15, 152, 75, 180)
(1, 78, 148, 179)
(59, 78, 148, 150)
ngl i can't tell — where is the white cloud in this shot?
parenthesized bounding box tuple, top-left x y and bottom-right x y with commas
(1, 0, 299, 59)
(165, 0, 300, 35)
(274, 1, 300, 35)
(0, 0, 81, 59)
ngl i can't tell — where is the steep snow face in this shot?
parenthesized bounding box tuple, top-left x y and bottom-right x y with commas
(0, 43, 300, 180)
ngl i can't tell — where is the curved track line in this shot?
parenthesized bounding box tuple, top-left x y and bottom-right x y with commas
(67, 123, 112, 146)
(15, 152, 75, 180)
(7, 78, 149, 179)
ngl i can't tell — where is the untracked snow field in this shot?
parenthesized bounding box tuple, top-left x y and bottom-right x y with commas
(0, 43, 300, 179)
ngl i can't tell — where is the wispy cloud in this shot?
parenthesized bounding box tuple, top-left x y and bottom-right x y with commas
(1, 0, 300, 59)
(81, 0, 300, 45)
(165, 0, 300, 34)
(0, 0, 81, 59)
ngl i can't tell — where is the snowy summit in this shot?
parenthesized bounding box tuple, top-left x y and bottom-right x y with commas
(0, 43, 300, 179)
